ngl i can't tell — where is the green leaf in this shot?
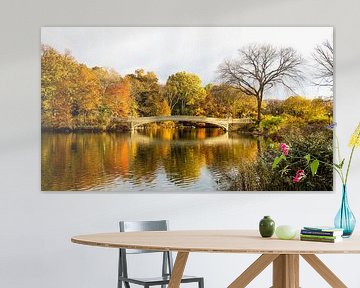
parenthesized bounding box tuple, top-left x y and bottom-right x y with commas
(272, 157, 282, 169)
(340, 158, 345, 168)
(280, 165, 289, 176)
(304, 154, 311, 164)
(334, 158, 345, 169)
(280, 154, 287, 160)
(310, 159, 320, 176)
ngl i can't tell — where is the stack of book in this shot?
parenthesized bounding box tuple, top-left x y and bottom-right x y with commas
(300, 226, 344, 243)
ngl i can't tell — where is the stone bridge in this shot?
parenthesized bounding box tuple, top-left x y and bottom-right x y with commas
(114, 116, 254, 131)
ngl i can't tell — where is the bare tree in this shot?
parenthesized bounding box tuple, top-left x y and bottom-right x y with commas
(312, 40, 333, 87)
(218, 44, 304, 122)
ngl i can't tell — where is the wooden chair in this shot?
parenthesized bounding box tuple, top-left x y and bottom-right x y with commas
(118, 220, 204, 288)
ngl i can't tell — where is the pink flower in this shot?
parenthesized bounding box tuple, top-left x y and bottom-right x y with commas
(293, 169, 305, 183)
(279, 143, 289, 155)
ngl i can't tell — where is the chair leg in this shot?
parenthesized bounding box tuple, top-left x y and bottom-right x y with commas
(198, 278, 204, 288)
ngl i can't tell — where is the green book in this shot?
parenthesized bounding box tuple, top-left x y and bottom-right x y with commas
(300, 236, 342, 243)
(300, 234, 339, 240)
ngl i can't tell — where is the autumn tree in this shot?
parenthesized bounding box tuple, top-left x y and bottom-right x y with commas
(148, 91, 171, 116)
(312, 40, 334, 88)
(92, 67, 122, 97)
(218, 44, 304, 122)
(308, 98, 332, 123)
(157, 99, 171, 116)
(41, 45, 79, 129)
(263, 99, 285, 116)
(126, 69, 161, 116)
(283, 96, 331, 124)
(283, 96, 311, 117)
(41, 45, 135, 130)
(72, 65, 102, 127)
(103, 79, 131, 118)
(234, 94, 258, 118)
(165, 72, 206, 115)
(200, 84, 217, 117)
(209, 85, 238, 117)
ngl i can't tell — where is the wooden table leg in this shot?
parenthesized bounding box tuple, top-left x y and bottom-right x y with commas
(168, 252, 189, 288)
(301, 254, 347, 288)
(288, 254, 299, 288)
(272, 254, 299, 288)
(228, 254, 279, 288)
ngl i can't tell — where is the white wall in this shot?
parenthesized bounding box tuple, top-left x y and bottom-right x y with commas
(1, 0, 360, 287)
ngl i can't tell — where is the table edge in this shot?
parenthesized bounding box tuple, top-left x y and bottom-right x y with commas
(71, 236, 360, 255)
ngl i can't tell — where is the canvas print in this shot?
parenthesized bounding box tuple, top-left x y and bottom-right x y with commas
(41, 27, 333, 192)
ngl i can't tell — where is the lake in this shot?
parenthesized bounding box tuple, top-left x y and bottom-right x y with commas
(41, 128, 263, 191)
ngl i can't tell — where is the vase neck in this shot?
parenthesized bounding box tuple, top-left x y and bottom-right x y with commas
(342, 184, 348, 202)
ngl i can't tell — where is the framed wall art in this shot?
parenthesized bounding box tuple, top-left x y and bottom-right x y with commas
(41, 27, 333, 192)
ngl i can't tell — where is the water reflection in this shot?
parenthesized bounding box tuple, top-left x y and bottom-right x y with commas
(41, 128, 260, 191)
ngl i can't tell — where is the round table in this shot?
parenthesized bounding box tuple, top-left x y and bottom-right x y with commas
(72, 230, 360, 288)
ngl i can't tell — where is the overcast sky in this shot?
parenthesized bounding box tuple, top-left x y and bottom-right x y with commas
(41, 27, 333, 98)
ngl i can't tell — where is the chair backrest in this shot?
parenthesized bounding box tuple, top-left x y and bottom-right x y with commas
(120, 220, 168, 232)
(118, 220, 173, 282)
(119, 220, 169, 254)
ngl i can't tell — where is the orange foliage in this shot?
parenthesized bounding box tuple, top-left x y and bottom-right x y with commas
(104, 79, 131, 118)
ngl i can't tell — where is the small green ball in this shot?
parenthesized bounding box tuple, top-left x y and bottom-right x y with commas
(275, 225, 297, 240)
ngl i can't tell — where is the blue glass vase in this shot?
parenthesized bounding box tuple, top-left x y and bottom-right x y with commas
(334, 185, 356, 237)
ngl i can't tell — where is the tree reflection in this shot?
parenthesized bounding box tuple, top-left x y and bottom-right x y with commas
(163, 144, 206, 185)
(41, 128, 260, 191)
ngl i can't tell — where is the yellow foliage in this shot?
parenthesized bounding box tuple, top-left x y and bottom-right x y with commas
(283, 96, 311, 117)
(349, 123, 360, 147)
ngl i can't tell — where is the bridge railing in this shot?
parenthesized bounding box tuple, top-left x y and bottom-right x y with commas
(113, 115, 254, 123)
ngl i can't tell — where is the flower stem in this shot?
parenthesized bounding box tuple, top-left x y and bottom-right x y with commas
(345, 129, 360, 185)
(335, 135, 345, 184)
(345, 145, 356, 185)
(335, 135, 342, 165)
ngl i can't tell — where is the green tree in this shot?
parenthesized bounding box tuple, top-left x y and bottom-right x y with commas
(165, 72, 206, 115)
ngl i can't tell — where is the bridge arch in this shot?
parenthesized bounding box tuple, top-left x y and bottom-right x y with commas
(113, 115, 254, 131)
(129, 116, 229, 131)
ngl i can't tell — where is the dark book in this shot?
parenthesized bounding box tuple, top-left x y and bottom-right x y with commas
(301, 229, 343, 237)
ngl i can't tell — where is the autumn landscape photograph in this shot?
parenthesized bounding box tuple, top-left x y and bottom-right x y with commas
(41, 27, 334, 192)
